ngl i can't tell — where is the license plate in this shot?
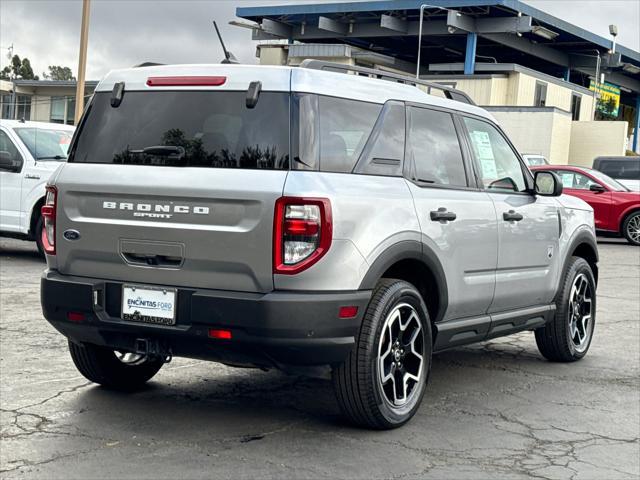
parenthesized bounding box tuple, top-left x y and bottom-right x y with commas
(121, 284, 176, 326)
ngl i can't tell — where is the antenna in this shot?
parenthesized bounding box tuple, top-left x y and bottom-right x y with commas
(213, 20, 239, 64)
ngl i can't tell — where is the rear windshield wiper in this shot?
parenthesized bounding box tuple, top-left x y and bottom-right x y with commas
(128, 146, 185, 158)
(36, 155, 67, 160)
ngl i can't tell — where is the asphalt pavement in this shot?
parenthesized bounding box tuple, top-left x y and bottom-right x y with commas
(1, 237, 638, 479)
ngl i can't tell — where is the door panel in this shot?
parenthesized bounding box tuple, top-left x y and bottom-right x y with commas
(0, 129, 24, 232)
(553, 170, 611, 230)
(409, 184, 498, 320)
(405, 106, 497, 321)
(460, 116, 560, 312)
(489, 193, 561, 311)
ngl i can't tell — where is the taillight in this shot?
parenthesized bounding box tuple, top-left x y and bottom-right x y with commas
(41, 186, 57, 255)
(273, 197, 332, 275)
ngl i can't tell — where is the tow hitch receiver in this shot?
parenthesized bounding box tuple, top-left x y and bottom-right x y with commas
(134, 338, 172, 362)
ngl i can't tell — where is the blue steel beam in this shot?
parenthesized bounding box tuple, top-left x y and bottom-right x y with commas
(633, 95, 640, 153)
(464, 32, 477, 75)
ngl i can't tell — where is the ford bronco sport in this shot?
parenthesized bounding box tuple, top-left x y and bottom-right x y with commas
(41, 61, 599, 429)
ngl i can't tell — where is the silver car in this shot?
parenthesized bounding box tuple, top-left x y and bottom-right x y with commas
(41, 62, 599, 429)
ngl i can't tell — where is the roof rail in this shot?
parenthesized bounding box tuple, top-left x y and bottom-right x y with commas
(299, 59, 476, 106)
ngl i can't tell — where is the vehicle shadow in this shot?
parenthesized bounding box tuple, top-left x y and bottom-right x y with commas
(0, 240, 43, 263)
(63, 341, 547, 439)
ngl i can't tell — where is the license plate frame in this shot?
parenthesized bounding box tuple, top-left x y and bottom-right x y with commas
(121, 284, 177, 326)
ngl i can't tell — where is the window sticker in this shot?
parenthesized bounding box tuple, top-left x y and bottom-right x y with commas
(470, 130, 497, 178)
(560, 173, 574, 188)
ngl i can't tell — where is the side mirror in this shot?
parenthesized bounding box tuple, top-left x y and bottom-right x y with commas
(0, 151, 19, 172)
(589, 183, 606, 193)
(534, 171, 563, 197)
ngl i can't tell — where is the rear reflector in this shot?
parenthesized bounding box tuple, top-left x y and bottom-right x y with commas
(339, 306, 359, 319)
(208, 329, 232, 340)
(67, 311, 86, 322)
(146, 76, 226, 87)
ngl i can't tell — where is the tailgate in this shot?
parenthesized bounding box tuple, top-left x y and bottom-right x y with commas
(54, 164, 286, 293)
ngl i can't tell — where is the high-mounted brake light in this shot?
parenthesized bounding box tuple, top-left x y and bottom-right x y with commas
(273, 197, 332, 275)
(146, 76, 227, 87)
(41, 186, 57, 255)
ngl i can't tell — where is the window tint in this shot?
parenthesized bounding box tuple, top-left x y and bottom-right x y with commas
(463, 117, 527, 192)
(555, 170, 599, 190)
(0, 130, 23, 170)
(406, 107, 466, 186)
(598, 159, 640, 181)
(355, 101, 405, 176)
(70, 91, 290, 169)
(318, 96, 381, 173)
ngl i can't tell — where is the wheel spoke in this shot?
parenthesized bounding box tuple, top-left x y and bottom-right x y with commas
(377, 302, 425, 408)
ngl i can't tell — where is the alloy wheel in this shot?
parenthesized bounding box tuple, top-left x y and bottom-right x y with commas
(627, 214, 640, 244)
(377, 303, 425, 408)
(568, 273, 593, 353)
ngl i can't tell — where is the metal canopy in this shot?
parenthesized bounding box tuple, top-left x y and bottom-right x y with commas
(237, 0, 640, 97)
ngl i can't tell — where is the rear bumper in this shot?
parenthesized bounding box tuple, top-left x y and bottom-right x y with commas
(41, 270, 371, 370)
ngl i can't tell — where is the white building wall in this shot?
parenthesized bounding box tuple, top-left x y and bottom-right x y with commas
(568, 121, 629, 167)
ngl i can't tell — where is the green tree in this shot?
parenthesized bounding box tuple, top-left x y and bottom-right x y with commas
(0, 55, 39, 80)
(42, 65, 75, 81)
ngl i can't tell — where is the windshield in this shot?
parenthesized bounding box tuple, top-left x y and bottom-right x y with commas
(69, 91, 290, 169)
(14, 127, 73, 160)
(585, 168, 629, 191)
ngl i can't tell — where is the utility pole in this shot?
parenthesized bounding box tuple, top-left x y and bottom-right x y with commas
(74, 0, 91, 124)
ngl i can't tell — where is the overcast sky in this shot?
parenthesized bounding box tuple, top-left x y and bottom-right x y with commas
(0, 0, 638, 80)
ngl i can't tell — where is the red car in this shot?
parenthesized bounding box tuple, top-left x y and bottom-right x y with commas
(531, 165, 640, 246)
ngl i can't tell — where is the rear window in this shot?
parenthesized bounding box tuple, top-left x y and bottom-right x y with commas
(69, 91, 290, 169)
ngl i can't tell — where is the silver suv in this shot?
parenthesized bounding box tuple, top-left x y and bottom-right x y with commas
(41, 62, 599, 429)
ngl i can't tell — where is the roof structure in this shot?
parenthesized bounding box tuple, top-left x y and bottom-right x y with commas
(237, 0, 640, 102)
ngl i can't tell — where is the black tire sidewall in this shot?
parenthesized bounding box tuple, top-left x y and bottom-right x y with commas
(35, 215, 45, 257)
(622, 212, 640, 246)
(558, 258, 597, 359)
(368, 282, 432, 426)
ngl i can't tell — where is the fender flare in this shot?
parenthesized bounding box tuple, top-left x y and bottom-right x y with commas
(561, 229, 599, 289)
(358, 240, 449, 323)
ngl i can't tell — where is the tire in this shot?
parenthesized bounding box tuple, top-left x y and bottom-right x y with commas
(34, 215, 45, 257)
(332, 279, 432, 429)
(68, 341, 164, 391)
(622, 211, 640, 246)
(535, 257, 596, 362)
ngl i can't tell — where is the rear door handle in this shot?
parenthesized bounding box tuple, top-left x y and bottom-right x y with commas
(430, 208, 457, 222)
(503, 210, 524, 222)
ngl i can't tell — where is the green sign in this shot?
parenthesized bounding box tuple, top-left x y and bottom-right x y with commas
(589, 81, 620, 117)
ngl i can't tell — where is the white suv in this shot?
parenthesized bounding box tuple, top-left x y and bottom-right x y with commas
(0, 120, 75, 255)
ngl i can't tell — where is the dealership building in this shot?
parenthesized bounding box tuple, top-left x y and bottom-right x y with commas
(237, 0, 640, 164)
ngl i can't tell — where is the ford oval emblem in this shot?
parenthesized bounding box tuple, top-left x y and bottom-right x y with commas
(63, 229, 81, 241)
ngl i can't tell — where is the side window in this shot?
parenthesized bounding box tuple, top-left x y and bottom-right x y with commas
(463, 117, 527, 193)
(0, 130, 23, 172)
(406, 107, 467, 187)
(318, 96, 382, 173)
(355, 101, 405, 176)
(556, 170, 598, 190)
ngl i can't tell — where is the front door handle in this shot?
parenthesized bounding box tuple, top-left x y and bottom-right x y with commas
(503, 210, 524, 222)
(430, 208, 457, 222)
